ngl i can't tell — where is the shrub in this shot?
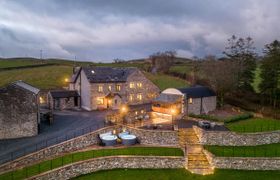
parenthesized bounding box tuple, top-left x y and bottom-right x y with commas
(225, 113, 253, 123)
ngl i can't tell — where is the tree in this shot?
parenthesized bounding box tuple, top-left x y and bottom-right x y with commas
(259, 40, 280, 108)
(147, 51, 176, 73)
(200, 58, 239, 107)
(223, 35, 257, 91)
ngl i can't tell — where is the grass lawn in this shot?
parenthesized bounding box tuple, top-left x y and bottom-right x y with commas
(74, 168, 280, 180)
(144, 72, 188, 91)
(205, 143, 280, 157)
(226, 118, 280, 133)
(0, 65, 73, 89)
(0, 147, 183, 180)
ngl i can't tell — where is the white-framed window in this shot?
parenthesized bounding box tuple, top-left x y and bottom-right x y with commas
(98, 85, 103, 92)
(129, 94, 134, 102)
(108, 85, 112, 91)
(97, 97, 104, 105)
(137, 82, 142, 88)
(137, 93, 142, 101)
(116, 85, 121, 91)
(129, 82, 135, 88)
(189, 98, 193, 104)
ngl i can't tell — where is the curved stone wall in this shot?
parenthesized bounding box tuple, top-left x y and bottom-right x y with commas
(28, 156, 185, 180)
(193, 126, 280, 146)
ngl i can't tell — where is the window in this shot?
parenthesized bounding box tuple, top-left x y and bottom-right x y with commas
(137, 82, 142, 88)
(129, 82, 135, 88)
(108, 85, 112, 91)
(98, 85, 103, 92)
(189, 98, 193, 104)
(135, 111, 138, 115)
(129, 94, 134, 102)
(116, 85, 121, 92)
(97, 97, 104, 105)
(137, 93, 142, 101)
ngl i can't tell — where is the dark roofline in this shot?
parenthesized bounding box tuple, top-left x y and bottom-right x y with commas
(177, 86, 216, 98)
(49, 90, 80, 98)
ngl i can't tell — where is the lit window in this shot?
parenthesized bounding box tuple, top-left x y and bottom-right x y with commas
(98, 85, 103, 92)
(129, 82, 135, 88)
(108, 85, 112, 91)
(39, 97, 44, 104)
(135, 111, 138, 115)
(137, 93, 142, 101)
(141, 110, 144, 114)
(137, 82, 142, 88)
(97, 97, 104, 105)
(189, 98, 193, 104)
(129, 94, 134, 101)
(116, 85, 121, 91)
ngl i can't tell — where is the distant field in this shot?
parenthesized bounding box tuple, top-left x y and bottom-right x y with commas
(170, 64, 192, 74)
(0, 59, 187, 90)
(0, 59, 43, 68)
(0, 65, 73, 89)
(144, 72, 188, 91)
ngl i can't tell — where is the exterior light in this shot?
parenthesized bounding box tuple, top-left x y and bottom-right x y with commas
(120, 105, 128, 113)
(64, 78, 69, 82)
(171, 108, 176, 114)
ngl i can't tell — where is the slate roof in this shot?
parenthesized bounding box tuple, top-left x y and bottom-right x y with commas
(154, 93, 182, 103)
(13, 81, 40, 94)
(178, 86, 216, 98)
(49, 90, 80, 98)
(71, 66, 137, 83)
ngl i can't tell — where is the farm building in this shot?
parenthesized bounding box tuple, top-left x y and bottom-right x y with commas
(152, 86, 216, 121)
(0, 81, 40, 139)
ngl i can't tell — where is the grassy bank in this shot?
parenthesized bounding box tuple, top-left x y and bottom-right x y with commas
(144, 72, 188, 91)
(74, 168, 280, 180)
(226, 118, 280, 133)
(205, 143, 280, 157)
(0, 147, 183, 180)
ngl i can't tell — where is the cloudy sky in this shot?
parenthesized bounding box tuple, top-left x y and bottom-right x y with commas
(0, 0, 279, 62)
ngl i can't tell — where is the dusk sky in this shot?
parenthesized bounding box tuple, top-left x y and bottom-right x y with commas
(0, 0, 279, 62)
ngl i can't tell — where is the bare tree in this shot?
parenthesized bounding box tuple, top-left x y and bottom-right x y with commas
(147, 51, 176, 73)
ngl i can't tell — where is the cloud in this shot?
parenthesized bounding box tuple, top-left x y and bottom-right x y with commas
(0, 0, 279, 61)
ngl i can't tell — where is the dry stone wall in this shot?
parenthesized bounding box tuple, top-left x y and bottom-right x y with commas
(0, 125, 179, 174)
(29, 156, 185, 180)
(193, 126, 280, 146)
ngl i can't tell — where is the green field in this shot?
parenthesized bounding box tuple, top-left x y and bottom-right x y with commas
(74, 168, 280, 180)
(0, 58, 44, 68)
(0, 147, 183, 180)
(170, 64, 192, 74)
(226, 118, 280, 133)
(0, 65, 73, 89)
(251, 65, 262, 93)
(205, 143, 280, 157)
(144, 72, 188, 91)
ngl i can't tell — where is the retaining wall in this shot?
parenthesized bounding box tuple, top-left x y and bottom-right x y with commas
(193, 126, 280, 146)
(0, 125, 179, 175)
(28, 156, 185, 180)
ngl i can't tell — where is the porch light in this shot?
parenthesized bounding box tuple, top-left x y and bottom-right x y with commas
(64, 78, 69, 82)
(120, 105, 128, 113)
(171, 108, 176, 115)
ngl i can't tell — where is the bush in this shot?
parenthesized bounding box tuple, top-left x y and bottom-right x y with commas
(188, 113, 223, 122)
(225, 113, 253, 123)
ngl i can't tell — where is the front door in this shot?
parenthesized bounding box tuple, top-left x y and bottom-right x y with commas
(107, 99, 112, 109)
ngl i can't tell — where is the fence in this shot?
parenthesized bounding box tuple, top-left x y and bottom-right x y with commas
(205, 145, 280, 157)
(0, 147, 183, 180)
(0, 122, 111, 165)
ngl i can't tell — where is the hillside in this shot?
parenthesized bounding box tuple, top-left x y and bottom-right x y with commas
(0, 58, 188, 90)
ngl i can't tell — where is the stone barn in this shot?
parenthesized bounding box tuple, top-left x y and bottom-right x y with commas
(152, 86, 216, 121)
(0, 81, 40, 139)
(48, 90, 80, 110)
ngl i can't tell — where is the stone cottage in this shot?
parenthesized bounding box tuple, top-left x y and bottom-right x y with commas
(0, 81, 40, 139)
(48, 90, 80, 110)
(152, 86, 216, 120)
(69, 67, 160, 111)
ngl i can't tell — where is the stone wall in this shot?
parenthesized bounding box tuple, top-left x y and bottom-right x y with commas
(204, 150, 280, 170)
(29, 156, 185, 180)
(0, 84, 38, 139)
(193, 126, 280, 146)
(0, 125, 179, 174)
(187, 96, 216, 115)
(213, 157, 280, 170)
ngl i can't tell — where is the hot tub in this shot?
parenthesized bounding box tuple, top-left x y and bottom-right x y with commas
(121, 134, 137, 145)
(100, 135, 117, 146)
